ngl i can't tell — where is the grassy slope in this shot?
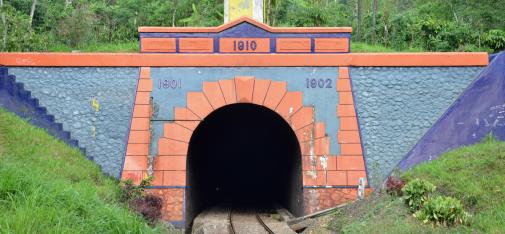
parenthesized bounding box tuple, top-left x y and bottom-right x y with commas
(0, 109, 171, 233)
(326, 137, 505, 233)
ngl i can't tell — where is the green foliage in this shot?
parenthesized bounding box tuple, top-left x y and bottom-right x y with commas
(0, 0, 504, 52)
(483, 30, 505, 51)
(329, 139, 505, 233)
(120, 176, 153, 202)
(0, 109, 172, 233)
(402, 179, 436, 212)
(414, 196, 470, 226)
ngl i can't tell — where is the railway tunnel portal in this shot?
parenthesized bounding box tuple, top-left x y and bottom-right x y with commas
(186, 103, 303, 227)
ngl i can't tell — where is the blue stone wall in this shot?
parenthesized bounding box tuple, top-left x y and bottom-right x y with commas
(351, 67, 483, 185)
(8, 67, 139, 178)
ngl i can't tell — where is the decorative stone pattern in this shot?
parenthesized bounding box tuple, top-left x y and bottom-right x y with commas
(8, 67, 138, 178)
(350, 67, 483, 185)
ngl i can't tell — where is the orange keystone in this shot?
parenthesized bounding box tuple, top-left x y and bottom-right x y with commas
(327, 171, 347, 186)
(128, 131, 150, 144)
(126, 144, 149, 156)
(163, 171, 186, 186)
(163, 123, 193, 142)
(263, 81, 287, 110)
(187, 92, 213, 119)
(252, 79, 270, 105)
(235, 76, 255, 102)
(179, 38, 214, 53)
(314, 38, 349, 52)
(137, 78, 153, 92)
(275, 91, 303, 118)
(336, 79, 352, 92)
(123, 156, 148, 170)
(347, 171, 368, 186)
(337, 104, 356, 117)
(130, 118, 150, 131)
(155, 156, 186, 171)
(276, 38, 311, 53)
(219, 79, 237, 104)
(141, 38, 176, 52)
(339, 92, 354, 104)
(158, 138, 188, 155)
(340, 144, 363, 156)
(203, 82, 226, 109)
(338, 131, 361, 144)
(337, 156, 365, 170)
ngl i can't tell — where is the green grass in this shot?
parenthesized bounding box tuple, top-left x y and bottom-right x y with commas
(0, 109, 176, 233)
(327, 137, 505, 233)
(351, 42, 424, 53)
(47, 41, 139, 52)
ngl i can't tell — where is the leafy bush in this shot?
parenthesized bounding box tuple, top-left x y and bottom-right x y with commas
(483, 30, 505, 52)
(414, 196, 470, 226)
(402, 179, 436, 211)
(385, 176, 405, 196)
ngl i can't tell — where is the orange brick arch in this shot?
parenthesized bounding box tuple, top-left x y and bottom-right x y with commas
(153, 75, 367, 188)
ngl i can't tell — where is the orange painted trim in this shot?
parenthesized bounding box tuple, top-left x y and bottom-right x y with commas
(139, 17, 352, 33)
(1, 52, 489, 67)
(179, 38, 214, 53)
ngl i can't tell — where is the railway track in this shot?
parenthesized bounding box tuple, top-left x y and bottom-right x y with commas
(192, 206, 296, 234)
(228, 208, 274, 234)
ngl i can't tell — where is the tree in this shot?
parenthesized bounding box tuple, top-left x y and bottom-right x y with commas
(372, 0, 378, 44)
(357, 0, 363, 40)
(0, 0, 6, 50)
(28, 0, 37, 29)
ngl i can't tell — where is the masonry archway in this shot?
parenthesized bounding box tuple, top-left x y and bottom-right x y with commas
(185, 103, 303, 225)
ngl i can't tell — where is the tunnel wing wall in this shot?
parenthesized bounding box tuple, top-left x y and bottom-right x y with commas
(398, 52, 505, 170)
(5, 67, 139, 178)
(351, 66, 483, 185)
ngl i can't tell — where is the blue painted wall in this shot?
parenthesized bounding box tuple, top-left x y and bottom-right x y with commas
(7, 67, 138, 178)
(351, 67, 483, 185)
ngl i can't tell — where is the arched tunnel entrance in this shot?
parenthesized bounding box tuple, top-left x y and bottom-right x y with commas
(186, 103, 303, 227)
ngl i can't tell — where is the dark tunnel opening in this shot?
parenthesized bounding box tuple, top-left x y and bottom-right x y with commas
(185, 103, 303, 229)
